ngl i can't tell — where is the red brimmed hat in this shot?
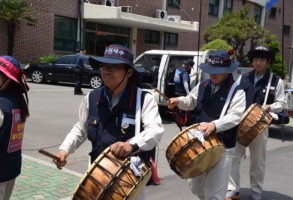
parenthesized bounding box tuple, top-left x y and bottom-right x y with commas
(0, 56, 29, 92)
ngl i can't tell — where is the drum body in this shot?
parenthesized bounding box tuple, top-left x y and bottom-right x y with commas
(166, 124, 225, 179)
(73, 147, 151, 200)
(237, 103, 272, 147)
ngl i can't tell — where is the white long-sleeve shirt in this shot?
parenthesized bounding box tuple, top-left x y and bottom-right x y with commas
(236, 74, 287, 113)
(177, 82, 246, 132)
(59, 92, 164, 155)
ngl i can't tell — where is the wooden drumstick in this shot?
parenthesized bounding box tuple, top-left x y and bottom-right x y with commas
(153, 88, 169, 101)
(38, 149, 60, 162)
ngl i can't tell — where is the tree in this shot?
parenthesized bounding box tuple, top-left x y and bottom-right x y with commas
(0, 0, 36, 56)
(200, 39, 230, 51)
(203, 6, 265, 65)
(202, 6, 285, 78)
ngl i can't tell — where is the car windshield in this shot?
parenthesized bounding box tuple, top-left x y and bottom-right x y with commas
(55, 56, 76, 64)
(54, 55, 90, 66)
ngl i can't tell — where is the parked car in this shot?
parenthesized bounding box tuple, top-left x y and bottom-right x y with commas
(23, 55, 103, 89)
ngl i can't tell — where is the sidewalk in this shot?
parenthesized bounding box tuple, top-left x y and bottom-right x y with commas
(11, 155, 82, 200)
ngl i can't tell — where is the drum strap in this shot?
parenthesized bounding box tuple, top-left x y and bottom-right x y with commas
(135, 88, 142, 135)
(263, 73, 278, 120)
(220, 81, 238, 119)
(263, 73, 272, 107)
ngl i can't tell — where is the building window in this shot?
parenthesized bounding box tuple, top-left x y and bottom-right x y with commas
(209, 0, 220, 16)
(254, 5, 262, 24)
(145, 30, 160, 44)
(224, 0, 233, 13)
(164, 32, 178, 46)
(283, 25, 291, 36)
(168, 0, 180, 8)
(268, 7, 277, 18)
(54, 16, 77, 52)
(85, 23, 130, 56)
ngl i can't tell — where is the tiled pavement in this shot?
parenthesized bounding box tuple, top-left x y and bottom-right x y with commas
(11, 155, 82, 200)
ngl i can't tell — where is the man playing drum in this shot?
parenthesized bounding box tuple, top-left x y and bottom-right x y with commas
(168, 49, 246, 200)
(226, 46, 287, 200)
(53, 44, 164, 200)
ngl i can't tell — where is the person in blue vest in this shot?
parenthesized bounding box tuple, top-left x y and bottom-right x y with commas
(54, 44, 164, 199)
(0, 56, 30, 200)
(173, 58, 194, 126)
(168, 50, 246, 200)
(226, 46, 286, 200)
(174, 58, 194, 96)
(74, 48, 88, 95)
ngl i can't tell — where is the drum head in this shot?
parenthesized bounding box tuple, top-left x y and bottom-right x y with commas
(166, 124, 225, 179)
(237, 103, 272, 146)
(180, 141, 224, 178)
(73, 147, 152, 200)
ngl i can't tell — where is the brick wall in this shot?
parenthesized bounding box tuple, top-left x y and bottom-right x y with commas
(265, 0, 293, 74)
(0, 0, 78, 63)
(0, 0, 292, 70)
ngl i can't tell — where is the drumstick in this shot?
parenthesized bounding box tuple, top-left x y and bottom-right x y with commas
(38, 149, 60, 162)
(153, 88, 170, 101)
(141, 83, 170, 101)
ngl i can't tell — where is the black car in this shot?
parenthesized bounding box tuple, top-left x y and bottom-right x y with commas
(23, 55, 103, 89)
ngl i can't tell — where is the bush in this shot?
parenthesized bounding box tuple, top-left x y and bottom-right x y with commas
(200, 39, 230, 51)
(36, 54, 58, 63)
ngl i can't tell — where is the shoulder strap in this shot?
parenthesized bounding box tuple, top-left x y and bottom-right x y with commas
(135, 88, 142, 136)
(263, 73, 272, 107)
(220, 81, 238, 119)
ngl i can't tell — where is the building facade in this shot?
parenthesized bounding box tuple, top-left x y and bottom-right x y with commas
(0, 0, 292, 78)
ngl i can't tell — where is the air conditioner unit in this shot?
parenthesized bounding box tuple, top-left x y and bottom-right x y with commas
(156, 10, 167, 20)
(103, 0, 115, 6)
(120, 6, 132, 13)
(167, 15, 181, 23)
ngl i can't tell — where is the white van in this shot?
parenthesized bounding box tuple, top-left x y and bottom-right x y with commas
(134, 49, 252, 109)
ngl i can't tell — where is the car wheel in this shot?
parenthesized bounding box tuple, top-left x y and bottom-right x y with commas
(90, 75, 102, 88)
(31, 69, 45, 83)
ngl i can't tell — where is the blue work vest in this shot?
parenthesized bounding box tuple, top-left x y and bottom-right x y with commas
(0, 91, 23, 182)
(195, 75, 239, 148)
(239, 70, 279, 109)
(87, 83, 152, 163)
(174, 65, 190, 96)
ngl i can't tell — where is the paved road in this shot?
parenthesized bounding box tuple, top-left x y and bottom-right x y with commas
(10, 82, 293, 200)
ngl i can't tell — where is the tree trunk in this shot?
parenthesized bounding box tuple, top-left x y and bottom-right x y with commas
(7, 20, 16, 56)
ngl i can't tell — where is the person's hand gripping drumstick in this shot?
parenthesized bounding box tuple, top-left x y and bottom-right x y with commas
(168, 97, 179, 109)
(110, 141, 133, 158)
(53, 150, 68, 170)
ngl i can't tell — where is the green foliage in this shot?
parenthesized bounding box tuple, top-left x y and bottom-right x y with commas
(269, 53, 287, 79)
(202, 5, 286, 78)
(0, 0, 36, 55)
(0, 0, 36, 24)
(200, 39, 230, 51)
(36, 54, 58, 63)
(203, 6, 265, 63)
